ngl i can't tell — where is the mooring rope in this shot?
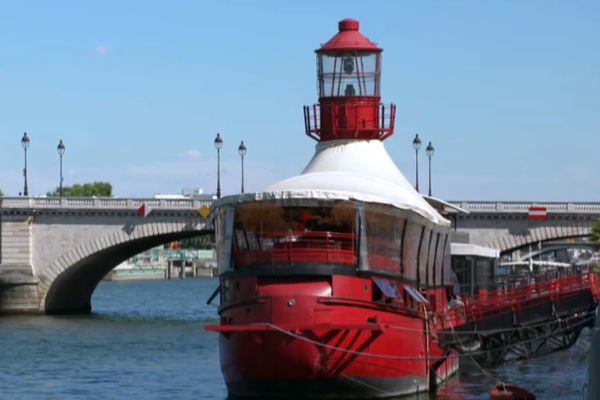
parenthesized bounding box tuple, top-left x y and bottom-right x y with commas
(263, 312, 596, 362)
(450, 324, 493, 378)
(265, 322, 436, 360)
(255, 313, 596, 398)
(385, 313, 587, 336)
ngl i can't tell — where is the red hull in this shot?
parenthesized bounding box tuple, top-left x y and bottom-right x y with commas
(208, 276, 460, 398)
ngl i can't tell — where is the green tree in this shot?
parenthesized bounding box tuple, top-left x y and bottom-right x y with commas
(592, 218, 600, 244)
(47, 182, 113, 197)
(0, 188, 3, 197)
(591, 219, 600, 275)
(180, 234, 215, 249)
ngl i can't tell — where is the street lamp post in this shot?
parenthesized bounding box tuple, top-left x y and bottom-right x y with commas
(412, 134, 421, 192)
(238, 141, 247, 193)
(21, 132, 30, 196)
(426, 141, 435, 197)
(214, 133, 223, 199)
(57, 140, 66, 197)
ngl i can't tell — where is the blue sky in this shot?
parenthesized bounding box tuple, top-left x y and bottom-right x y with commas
(1, 1, 598, 200)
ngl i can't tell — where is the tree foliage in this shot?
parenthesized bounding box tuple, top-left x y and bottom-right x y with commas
(0, 188, 3, 197)
(592, 218, 600, 244)
(180, 234, 215, 249)
(47, 182, 113, 197)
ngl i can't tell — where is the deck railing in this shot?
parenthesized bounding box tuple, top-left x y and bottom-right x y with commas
(233, 230, 357, 267)
(462, 272, 600, 321)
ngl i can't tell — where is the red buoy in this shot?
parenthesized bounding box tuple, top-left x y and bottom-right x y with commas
(490, 383, 536, 400)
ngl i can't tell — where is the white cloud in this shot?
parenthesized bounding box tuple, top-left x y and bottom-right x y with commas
(95, 46, 111, 56)
(179, 149, 202, 159)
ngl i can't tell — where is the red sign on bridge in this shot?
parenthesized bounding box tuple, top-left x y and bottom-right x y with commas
(528, 206, 547, 221)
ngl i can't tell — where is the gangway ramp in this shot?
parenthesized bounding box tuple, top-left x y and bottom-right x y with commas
(438, 272, 600, 365)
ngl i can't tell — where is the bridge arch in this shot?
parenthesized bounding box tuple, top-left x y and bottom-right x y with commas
(41, 221, 213, 314)
(516, 242, 597, 262)
(495, 225, 592, 255)
(454, 210, 594, 255)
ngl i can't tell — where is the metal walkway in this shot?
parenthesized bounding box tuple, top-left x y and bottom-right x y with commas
(438, 272, 600, 365)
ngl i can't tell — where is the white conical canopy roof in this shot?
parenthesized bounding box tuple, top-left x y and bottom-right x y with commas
(266, 139, 448, 225)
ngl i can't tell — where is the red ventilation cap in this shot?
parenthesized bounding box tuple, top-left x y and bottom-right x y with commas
(339, 19, 359, 31)
(317, 19, 382, 54)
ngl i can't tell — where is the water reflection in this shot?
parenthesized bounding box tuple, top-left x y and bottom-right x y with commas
(0, 278, 590, 400)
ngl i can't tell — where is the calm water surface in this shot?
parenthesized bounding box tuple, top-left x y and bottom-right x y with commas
(0, 278, 590, 399)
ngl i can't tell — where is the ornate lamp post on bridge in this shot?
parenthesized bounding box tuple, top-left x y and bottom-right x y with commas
(57, 139, 66, 197)
(238, 140, 247, 194)
(214, 133, 223, 199)
(426, 141, 434, 197)
(21, 132, 30, 196)
(412, 133, 421, 192)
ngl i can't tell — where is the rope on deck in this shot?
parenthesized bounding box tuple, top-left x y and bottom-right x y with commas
(264, 312, 596, 362)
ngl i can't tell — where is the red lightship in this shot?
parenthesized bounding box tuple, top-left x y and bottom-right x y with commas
(206, 19, 462, 398)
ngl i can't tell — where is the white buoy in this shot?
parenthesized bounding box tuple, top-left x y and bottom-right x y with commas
(588, 309, 600, 400)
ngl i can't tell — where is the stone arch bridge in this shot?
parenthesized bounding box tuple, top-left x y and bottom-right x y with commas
(3, 198, 600, 313)
(0, 197, 212, 314)
(452, 201, 600, 255)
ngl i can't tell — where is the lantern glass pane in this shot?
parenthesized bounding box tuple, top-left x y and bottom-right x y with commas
(317, 52, 380, 98)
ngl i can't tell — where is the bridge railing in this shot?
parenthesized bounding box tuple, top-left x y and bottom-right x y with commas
(451, 201, 600, 214)
(5, 197, 600, 213)
(0, 197, 214, 210)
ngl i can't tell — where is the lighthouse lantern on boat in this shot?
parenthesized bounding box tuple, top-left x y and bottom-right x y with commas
(305, 18, 396, 141)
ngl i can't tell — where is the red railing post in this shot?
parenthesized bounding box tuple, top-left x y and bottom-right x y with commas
(313, 104, 319, 139)
(382, 104, 386, 127)
(286, 231, 292, 264)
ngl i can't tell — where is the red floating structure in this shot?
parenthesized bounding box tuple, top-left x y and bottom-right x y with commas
(205, 19, 600, 399)
(206, 19, 459, 398)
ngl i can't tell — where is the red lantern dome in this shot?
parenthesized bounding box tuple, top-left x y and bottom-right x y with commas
(304, 19, 396, 142)
(318, 19, 382, 53)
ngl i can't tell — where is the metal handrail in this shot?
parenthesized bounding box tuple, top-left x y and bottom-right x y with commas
(233, 230, 357, 267)
(462, 272, 598, 320)
(304, 102, 396, 141)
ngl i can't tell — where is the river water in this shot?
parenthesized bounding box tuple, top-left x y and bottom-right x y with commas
(0, 278, 590, 399)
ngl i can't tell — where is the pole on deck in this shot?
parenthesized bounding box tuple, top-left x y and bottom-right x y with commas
(587, 308, 600, 400)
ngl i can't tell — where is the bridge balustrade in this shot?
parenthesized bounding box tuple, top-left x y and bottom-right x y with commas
(453, 201, 600, 214)
(6, 198, 600, 214)
(0, 197, 212, 210)
(570, 203, 600, 212)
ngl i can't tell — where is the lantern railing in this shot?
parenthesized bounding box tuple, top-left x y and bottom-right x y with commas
(303, 102, 396, 141)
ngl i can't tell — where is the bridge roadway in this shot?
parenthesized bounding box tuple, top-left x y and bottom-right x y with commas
(451, 201, 600, 254)
(1, 197, 599, 314)
(0, 197, 211, 314)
